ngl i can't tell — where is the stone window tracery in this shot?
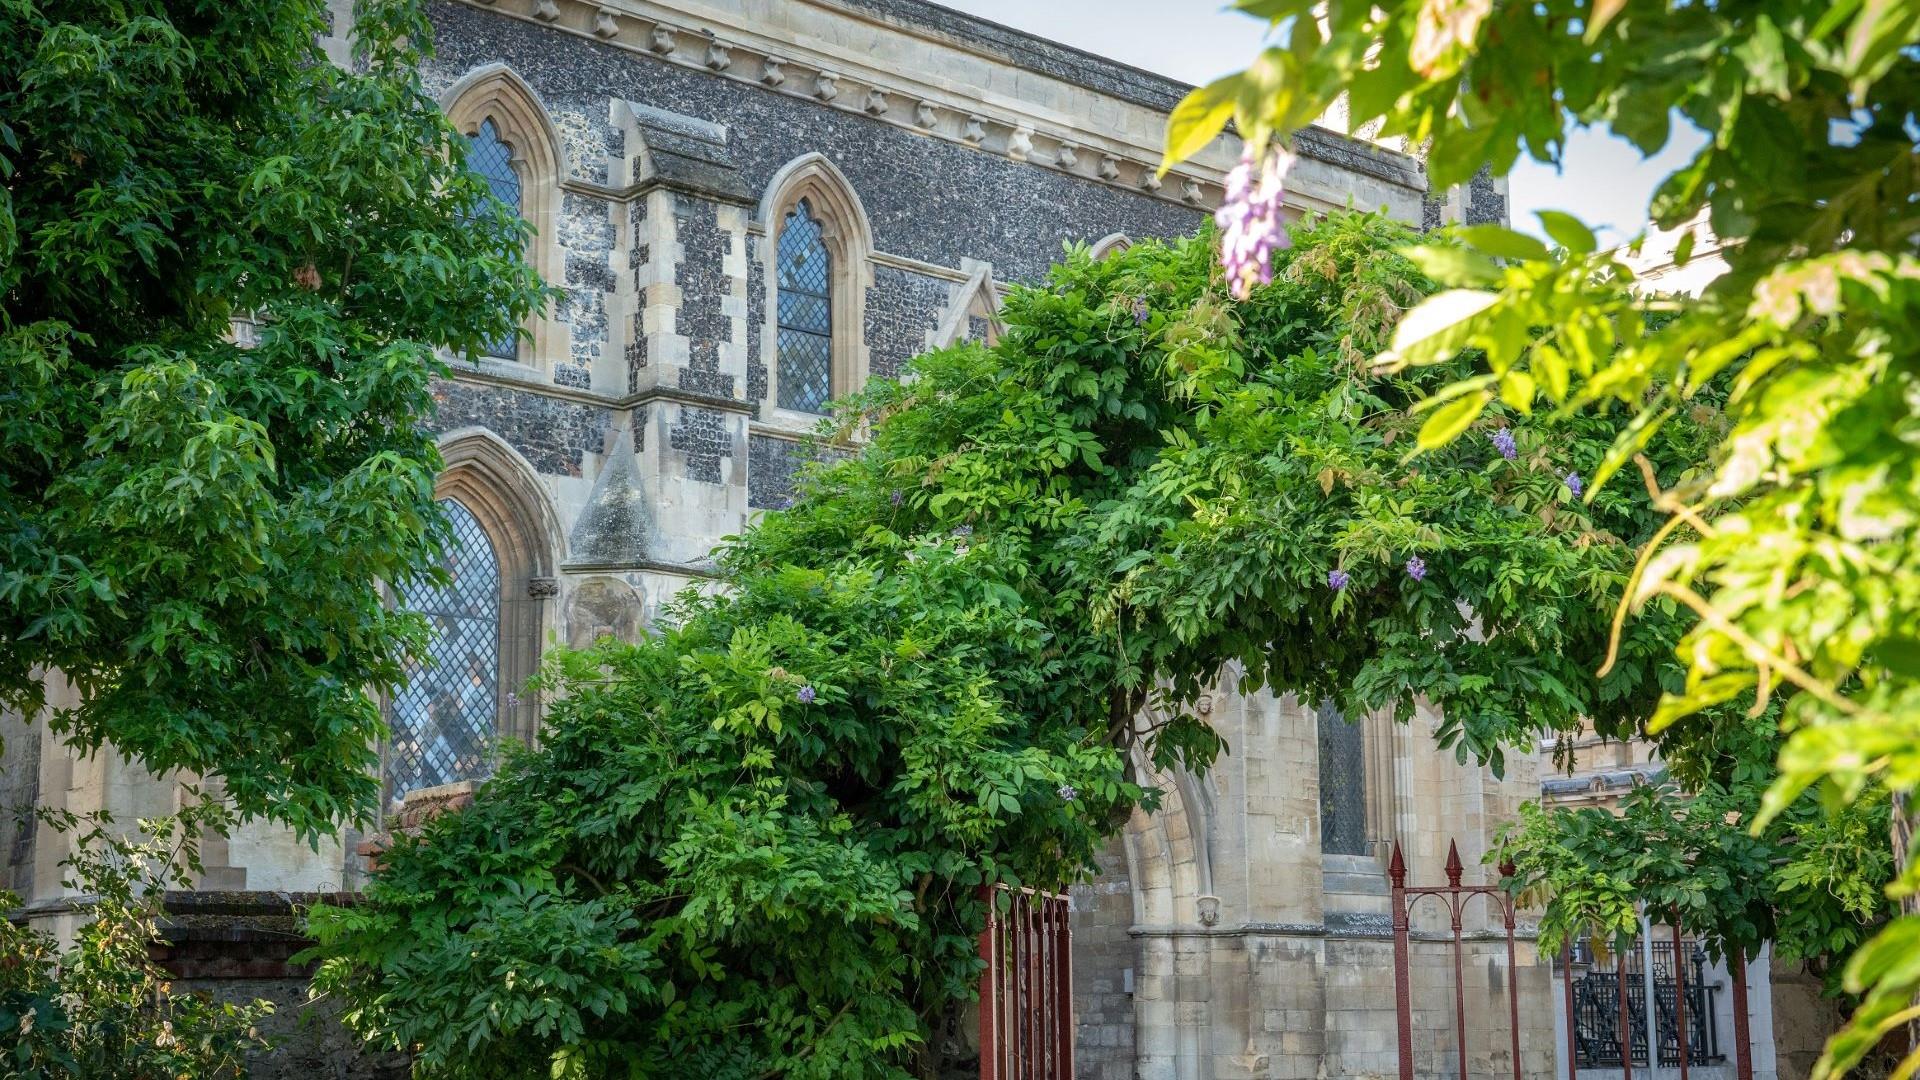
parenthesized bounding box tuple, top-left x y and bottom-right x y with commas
(757, 154, 872, 427)
(1317, 698, 1370, 856)
(441, 64, 566, 371)
(384, 498, 501, 805)
(466, 118, 523, 361)
(776, 199, 834, 413)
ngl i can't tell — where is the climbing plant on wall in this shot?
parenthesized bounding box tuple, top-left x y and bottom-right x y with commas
(308, 214, 1727, 1079)
(1161, 1, 1920, 1070)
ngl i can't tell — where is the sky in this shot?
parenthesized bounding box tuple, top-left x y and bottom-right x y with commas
(942, 0, 1707, 245)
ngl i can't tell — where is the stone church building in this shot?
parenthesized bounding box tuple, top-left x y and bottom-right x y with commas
(5, 1, 1820, 1077)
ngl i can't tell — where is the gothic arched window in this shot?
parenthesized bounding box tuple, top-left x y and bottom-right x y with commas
(385, 498, 501, 806)
(776, 199, 834, 413)
(443, 64, 566, 371)
(467, 118, 522, 361)
(1317, 699, 1370, 856)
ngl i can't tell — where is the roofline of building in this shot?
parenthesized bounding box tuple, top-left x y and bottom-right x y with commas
(819, 0, 1199, 114)
(817, 0, 1426, 192)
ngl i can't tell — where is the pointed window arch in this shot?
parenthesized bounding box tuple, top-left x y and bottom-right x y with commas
(1089, 232, 1133, 261)
(380, 430, 562, 815)
(776, 200, 834, 413)
(385, 498, 501, 804)
(758, 154, 873, 424)
(442, 64, 567, 371)
(465, 119, 524, 360)
(1317, 699, 1370, 856)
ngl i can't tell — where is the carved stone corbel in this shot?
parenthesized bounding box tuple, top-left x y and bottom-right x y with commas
(1006, 125, 1034, 162)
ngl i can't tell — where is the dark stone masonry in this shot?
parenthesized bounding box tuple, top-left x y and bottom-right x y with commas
(428, 378, 612, 478)
(864, 265, 951, 380)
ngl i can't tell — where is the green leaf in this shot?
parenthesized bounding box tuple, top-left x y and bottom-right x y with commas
(1458, 225, 1550, 263)
(1403, 243, 1500, 286)
(1162, 75, 1240, 172)
(1586, 0, 1629, 40)
(1535, 211, 1597, 255)
(1415, 389, 1493, 451)
(1391, 289, 1500, 353)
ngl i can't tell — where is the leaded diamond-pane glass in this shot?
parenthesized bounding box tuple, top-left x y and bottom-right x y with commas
(1317, 699, 1369, 856)
(385, 499, 500, 806)
(467, 119, 522, 361)
(776, 200, 833, 413)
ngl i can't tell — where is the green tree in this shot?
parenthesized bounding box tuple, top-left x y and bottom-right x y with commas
(308, 215, 1721, 1079)
(0, 803, 271, 1078)
(0, 0, 548, 836)
(1162, 0, 1920, 1071)
(1495, 714, 1894, 992)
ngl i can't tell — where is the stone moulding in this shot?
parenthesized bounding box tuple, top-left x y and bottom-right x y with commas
(443, 0, 1248, 212)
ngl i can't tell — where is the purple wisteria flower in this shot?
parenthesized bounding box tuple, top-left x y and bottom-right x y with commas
(796, 685, 816, 704)
(890, 489, 904, 507)
(951, 524, 973, 538)
(1214, 145, 1294, 300)
(1327, 568, 1350, 591)
(1131, 296, 1150, 325)
(1058, 784, 1079, 802)
(1404, 556, 1427, 582)
(1490, 428, 1518, 461)
(1564, 471, 1584, 497)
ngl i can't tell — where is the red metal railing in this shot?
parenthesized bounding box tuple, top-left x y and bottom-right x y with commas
(1390, 840, 1523, 1080)
(978, 885, 1073, 1080)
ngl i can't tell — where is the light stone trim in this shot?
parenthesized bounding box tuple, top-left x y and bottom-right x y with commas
(431, 428, 566, 754)
(440, 64, 573, 374)
(447, 0, 1235, 211)
(929, 263, 1000, 348)
(756, 153, 874, 435)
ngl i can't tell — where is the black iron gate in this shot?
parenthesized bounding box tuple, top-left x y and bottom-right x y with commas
(1567, 937, 1724, 1068)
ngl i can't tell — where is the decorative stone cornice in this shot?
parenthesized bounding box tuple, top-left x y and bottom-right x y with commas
(444, 0, 1254, 212)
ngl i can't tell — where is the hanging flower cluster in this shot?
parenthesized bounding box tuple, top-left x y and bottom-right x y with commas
(1131, 296, 1150, 325)
(795, 685, 816, 704)
(1215, 145, 1293, 300)
(1490, 428, 1518, 460)
(1327, 568, 1350, 591)
(1404, 556, 1427, 582)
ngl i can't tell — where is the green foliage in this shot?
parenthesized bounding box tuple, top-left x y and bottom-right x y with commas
(308, 214, 1709, 1078)
(0, 805, 271, 1078)
(0, 0, 551, 835)
(1169, 0, 1920, 1072)
(1496, 715, 1892, 985)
